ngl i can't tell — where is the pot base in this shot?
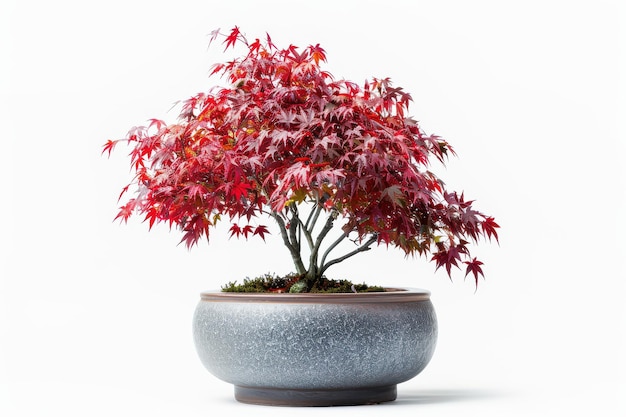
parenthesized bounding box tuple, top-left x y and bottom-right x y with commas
(234, 384, 397, 406)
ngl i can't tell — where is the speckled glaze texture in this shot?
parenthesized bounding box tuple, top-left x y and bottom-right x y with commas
(192, 288, 437, 406)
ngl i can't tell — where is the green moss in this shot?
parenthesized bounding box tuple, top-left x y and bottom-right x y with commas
(221, 273, 385, 293)
(288, 281, 308, 293)
(220, 272, 298, 293)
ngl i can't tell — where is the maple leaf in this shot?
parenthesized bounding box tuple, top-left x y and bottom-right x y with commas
(481, 216, 500, 243)
(229, 223, 241, 239)
(102, 139, 119, 157)
(464, 257, 484, 289)
(318, 134, 340, 150)
(208, 28, 221, 47)
(277, 110, 297, 125)
(224, 26, 241, 51)
(248, 38, 261, 55)
(382, 185, 405, 207)
(178, 215, 210, 249)
(117, 185, 130, 202)
(431, 250, 454, 276)
(148, 118, 166, 131)
(253, 225, 270, 241)
(287, 44, 303, 63)
(444, 254, 460, 277)
(310, 43, 326, 65)
(114, 200, 136, 224)
(143, 206, 160, 230)
(432, 241, 468, 278)
(230, 182, 252, 200)
(209, 63, 225, 77)
(179, 230, 198, 249)
(265, 32, 276, 50)
(186, 183, 206, 201)
(241, 224, 254, 239)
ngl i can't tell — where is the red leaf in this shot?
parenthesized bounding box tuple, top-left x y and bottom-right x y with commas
(102, 139, 119, 157)
(249, 38, 261, 55)
(178, 215, 210, 249)
(209, 63, 225, 76)
(114, 200, 136, 224)
(464, 257, 484, 288)
(229, 223, 241, 239)
(117, 185, 130, 202)
(179, 231, 197, 249)
(382, 185, 404, 207)
(231, 182, 252, 200)
(242, 224, 253, 238)
(224, 26, 241, 51)
(310, 43, 326, 65)
(253, 225, 270, 241)
(186, 183, 205, 201)
(265, 32, 276, 50)
(208, 28, 221, 46)
(481, 216, 500, 243)
(144, 206, 160, 230)
(148, 118, 166, 131)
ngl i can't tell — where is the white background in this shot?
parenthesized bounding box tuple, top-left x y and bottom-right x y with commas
(1, 0, 624, 415)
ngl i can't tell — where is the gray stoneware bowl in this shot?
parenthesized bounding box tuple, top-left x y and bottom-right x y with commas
(192, 287, 437, 406)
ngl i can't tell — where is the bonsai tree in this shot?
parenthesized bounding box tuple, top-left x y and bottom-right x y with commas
(103, 27, 499, 291)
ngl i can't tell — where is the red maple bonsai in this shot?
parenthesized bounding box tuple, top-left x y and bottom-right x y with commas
(103, 27, 499, 291)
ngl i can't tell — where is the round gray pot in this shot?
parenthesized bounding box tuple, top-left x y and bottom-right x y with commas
(192, 288, 437, 406)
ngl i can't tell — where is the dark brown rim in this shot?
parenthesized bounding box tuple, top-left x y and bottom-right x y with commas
(199, 287, 430, 303)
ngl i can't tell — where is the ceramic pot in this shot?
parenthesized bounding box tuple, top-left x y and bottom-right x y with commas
(192, 288, 437, 406)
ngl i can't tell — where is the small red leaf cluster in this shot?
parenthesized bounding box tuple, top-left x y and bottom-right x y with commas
(104, 28, 498, 287)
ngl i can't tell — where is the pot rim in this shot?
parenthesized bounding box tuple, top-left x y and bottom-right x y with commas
(199, 287, 431, 303)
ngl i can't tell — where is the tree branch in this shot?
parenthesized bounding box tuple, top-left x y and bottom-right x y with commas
(288, 206, 300, 253)
(304, 201, 319, 230)
(319, 234, 378, 276)
(271, 211, 306, 274)
(307, 210, 338, 277)
(296, 214, 315, 251)
(306, 203, 323, 234)
(319, 232, 348, 269)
